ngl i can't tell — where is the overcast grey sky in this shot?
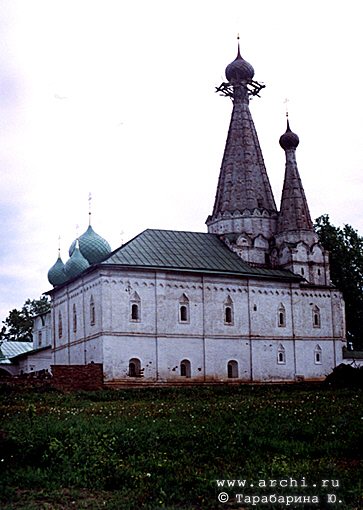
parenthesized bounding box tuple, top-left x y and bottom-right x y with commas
(1, 0, 362, 321)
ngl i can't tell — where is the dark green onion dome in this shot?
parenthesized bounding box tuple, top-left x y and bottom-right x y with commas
(279, 119, 300, 150)
(64, 241, 90, 279)
(69, 225, 111, 265)
(225, 43, 255, 83)
(48, 254, 68, 286)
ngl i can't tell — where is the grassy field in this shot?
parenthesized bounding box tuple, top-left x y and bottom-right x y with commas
(0, 383, 361, 509)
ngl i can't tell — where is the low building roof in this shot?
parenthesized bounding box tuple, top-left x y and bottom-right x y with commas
(0, 341, 34, 365)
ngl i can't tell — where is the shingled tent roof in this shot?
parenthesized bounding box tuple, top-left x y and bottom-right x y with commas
(101, 229, 299, 281)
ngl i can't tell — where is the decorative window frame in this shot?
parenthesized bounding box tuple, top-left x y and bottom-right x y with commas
(314, 345, 322, 364)
(278, 303, 286, 328)
(224, 295, 234, 325)
(312, 305, 321, 328)
(277, 343, 286, 364)
(179, 293, 190, 324)
(130, 291, 141, 322)
(90, 296, 95, 326)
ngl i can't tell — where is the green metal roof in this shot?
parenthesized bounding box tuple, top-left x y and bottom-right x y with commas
(101, 229, 300, 281)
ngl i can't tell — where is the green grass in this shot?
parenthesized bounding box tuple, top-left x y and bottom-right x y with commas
(0, 384, 362, 509)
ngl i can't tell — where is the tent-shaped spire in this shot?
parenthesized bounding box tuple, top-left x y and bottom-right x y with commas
(277, 119, 314, 234)
(208, 43, 276, 226)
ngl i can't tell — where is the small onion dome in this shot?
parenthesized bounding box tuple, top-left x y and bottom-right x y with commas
(64, 241, 90, 279)
(69, 225, 111, 265)
(279, 119, 300, 150)
(225, 44, 255, 82)
(48, 255, 68, 286)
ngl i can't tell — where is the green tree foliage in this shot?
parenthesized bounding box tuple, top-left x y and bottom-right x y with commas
(315, 215, 363, 350)
(0, 296, 50, 342)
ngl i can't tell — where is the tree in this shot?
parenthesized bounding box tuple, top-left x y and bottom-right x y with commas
(315, 215, 363, 350)
(0, 296, 50, 342)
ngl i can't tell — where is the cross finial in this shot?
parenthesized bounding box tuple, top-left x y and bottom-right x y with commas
(284, 98, 289, 118)
(88, 192, 92, 226)
(58, 235, 61, 256)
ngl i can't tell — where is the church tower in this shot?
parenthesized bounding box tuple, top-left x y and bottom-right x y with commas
(206, 42, 277, 266)
(271, 119, 331, 285)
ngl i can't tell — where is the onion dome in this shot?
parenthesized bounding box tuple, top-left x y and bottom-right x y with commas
(225, 43, 255, 82)
(64, 241, 90, 279)
(279, 119, 300, 150)
(48, 254, 68, 286)
(69, 225, 111, 265)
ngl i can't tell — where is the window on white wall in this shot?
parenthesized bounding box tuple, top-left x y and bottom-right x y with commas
(73, 304, 77, 333)
(227, 360, 238, 378)
(314, 345, 322, 364)
(224, 296, 234, 325)
(277, 344, 286, 364)
(58, 312, 63, 339)
(130, 291, 141, 322)
(90, 296, 95, 326)
(128, 358, 141, 377)
(312, 305, 321, 328)
(38, 331, 42, 347)
(179, 294, 190, 323)
(278, 304, 286, 327)
(180, 359, 191, 377)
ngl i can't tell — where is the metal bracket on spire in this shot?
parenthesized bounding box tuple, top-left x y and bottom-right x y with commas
(215, 80, 265, 100)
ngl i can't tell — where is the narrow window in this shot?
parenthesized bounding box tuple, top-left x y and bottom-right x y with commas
(277, 344, 286, 364)
(131, 303, 139, 320)
(90, 296, 95, 326)
(253, 304, 257, 312)
(38, 331, 42, 347)
(58, 312, 63, 339)
(301, 267, 305, 275)
(314, 345, 322, 364)
(227, 360, 238, 378)
(225, 306, 232, 324)
(312, 305, 321, 328)
(180, 305, 188, 322)
(73, 303, 77, 333)
(317, 269, 321, 276)
(130, 291, 141, 322)
(179, 294, 190, 323)
(180, 359, 191, 378)
(224, 296, 234, 325)
(128, 358, 141, 377)
(278, 304, 286, 327)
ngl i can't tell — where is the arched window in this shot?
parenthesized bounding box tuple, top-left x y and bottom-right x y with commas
(58, 311, 63, 339)
(224, 296, 234, 325)
(130, 291, 141, 322)
(179, 294, 189, 323)
(312, 305, 321, 328)
(314, 345, 322, 364)
(278, 304, 286, 327)
(73, 303, 77, 333)
(180, 359, 191, 378)
(277, 344, 286, 364)
(128, 358, 141, 377)
(227, 360, 238, 378)
(90, 296, 95, 326)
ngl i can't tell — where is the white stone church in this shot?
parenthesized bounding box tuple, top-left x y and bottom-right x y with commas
(28, 44, 347, 384)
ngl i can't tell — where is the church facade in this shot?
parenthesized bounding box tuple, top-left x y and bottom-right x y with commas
(40, 44, 346, 384)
